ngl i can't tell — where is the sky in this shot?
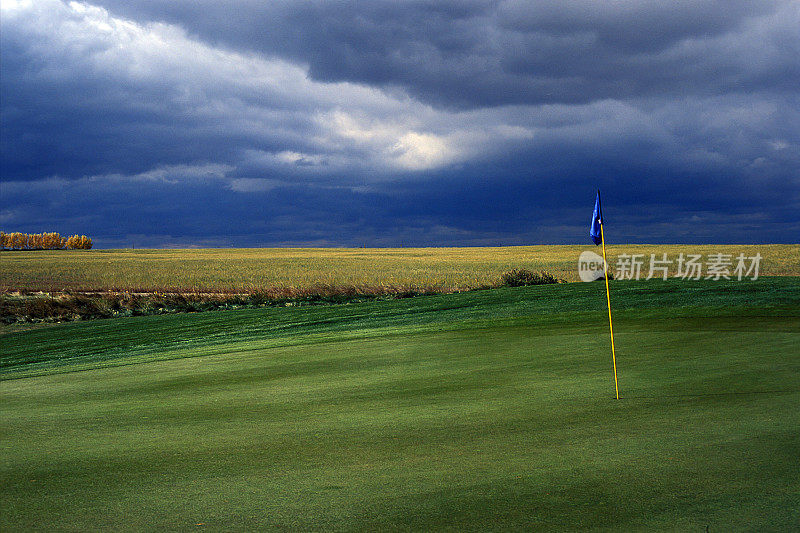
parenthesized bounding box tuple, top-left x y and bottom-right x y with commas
(1, 0, 798, 247)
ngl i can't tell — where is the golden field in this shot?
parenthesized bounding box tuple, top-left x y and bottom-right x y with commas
(0, 244, 796, 294)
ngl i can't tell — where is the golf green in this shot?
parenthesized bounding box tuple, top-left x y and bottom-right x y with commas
(2, 279, 799, 530)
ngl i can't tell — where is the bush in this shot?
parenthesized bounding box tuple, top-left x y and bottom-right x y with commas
(500, 269, 562, 287)
(593, 271, 614, 281)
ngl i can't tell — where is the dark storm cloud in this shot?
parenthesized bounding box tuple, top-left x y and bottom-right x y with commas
(89, 0, 798, 107)
(4, 151, 796, 248)
(0, 2, 326, 181)
(1, 0, 798, 246)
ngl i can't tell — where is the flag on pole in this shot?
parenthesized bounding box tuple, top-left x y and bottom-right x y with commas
(590, 191, 602, 245)
(590, 189, 619, 399)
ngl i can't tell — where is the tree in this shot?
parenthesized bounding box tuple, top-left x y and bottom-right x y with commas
(0, 231, 93, 250)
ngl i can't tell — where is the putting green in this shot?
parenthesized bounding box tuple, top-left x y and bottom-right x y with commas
(2, 280, 799, 530)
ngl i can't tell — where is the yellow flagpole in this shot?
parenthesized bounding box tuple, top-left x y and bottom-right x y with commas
(599, 221, 619, 400)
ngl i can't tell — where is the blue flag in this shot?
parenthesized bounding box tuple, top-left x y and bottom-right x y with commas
(590, 190, 602, 245)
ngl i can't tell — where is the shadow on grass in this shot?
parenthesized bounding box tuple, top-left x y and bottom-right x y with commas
(619, 389, 800, 400)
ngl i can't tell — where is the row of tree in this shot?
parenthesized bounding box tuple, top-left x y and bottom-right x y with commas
(0, 232, 93, 250)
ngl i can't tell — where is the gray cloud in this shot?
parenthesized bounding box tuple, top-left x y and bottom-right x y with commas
(88, 0, 799, 107)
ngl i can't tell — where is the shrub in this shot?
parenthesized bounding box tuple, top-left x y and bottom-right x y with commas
(500, 269, 562, 287)
(593, 271, 614, 281)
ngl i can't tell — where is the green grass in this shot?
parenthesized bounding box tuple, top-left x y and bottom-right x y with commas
(1, 244, 797, 292)
(2, 279, 799, 530)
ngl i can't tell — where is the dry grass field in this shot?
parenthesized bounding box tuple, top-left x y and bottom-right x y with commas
(1, 244, 797, 294)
